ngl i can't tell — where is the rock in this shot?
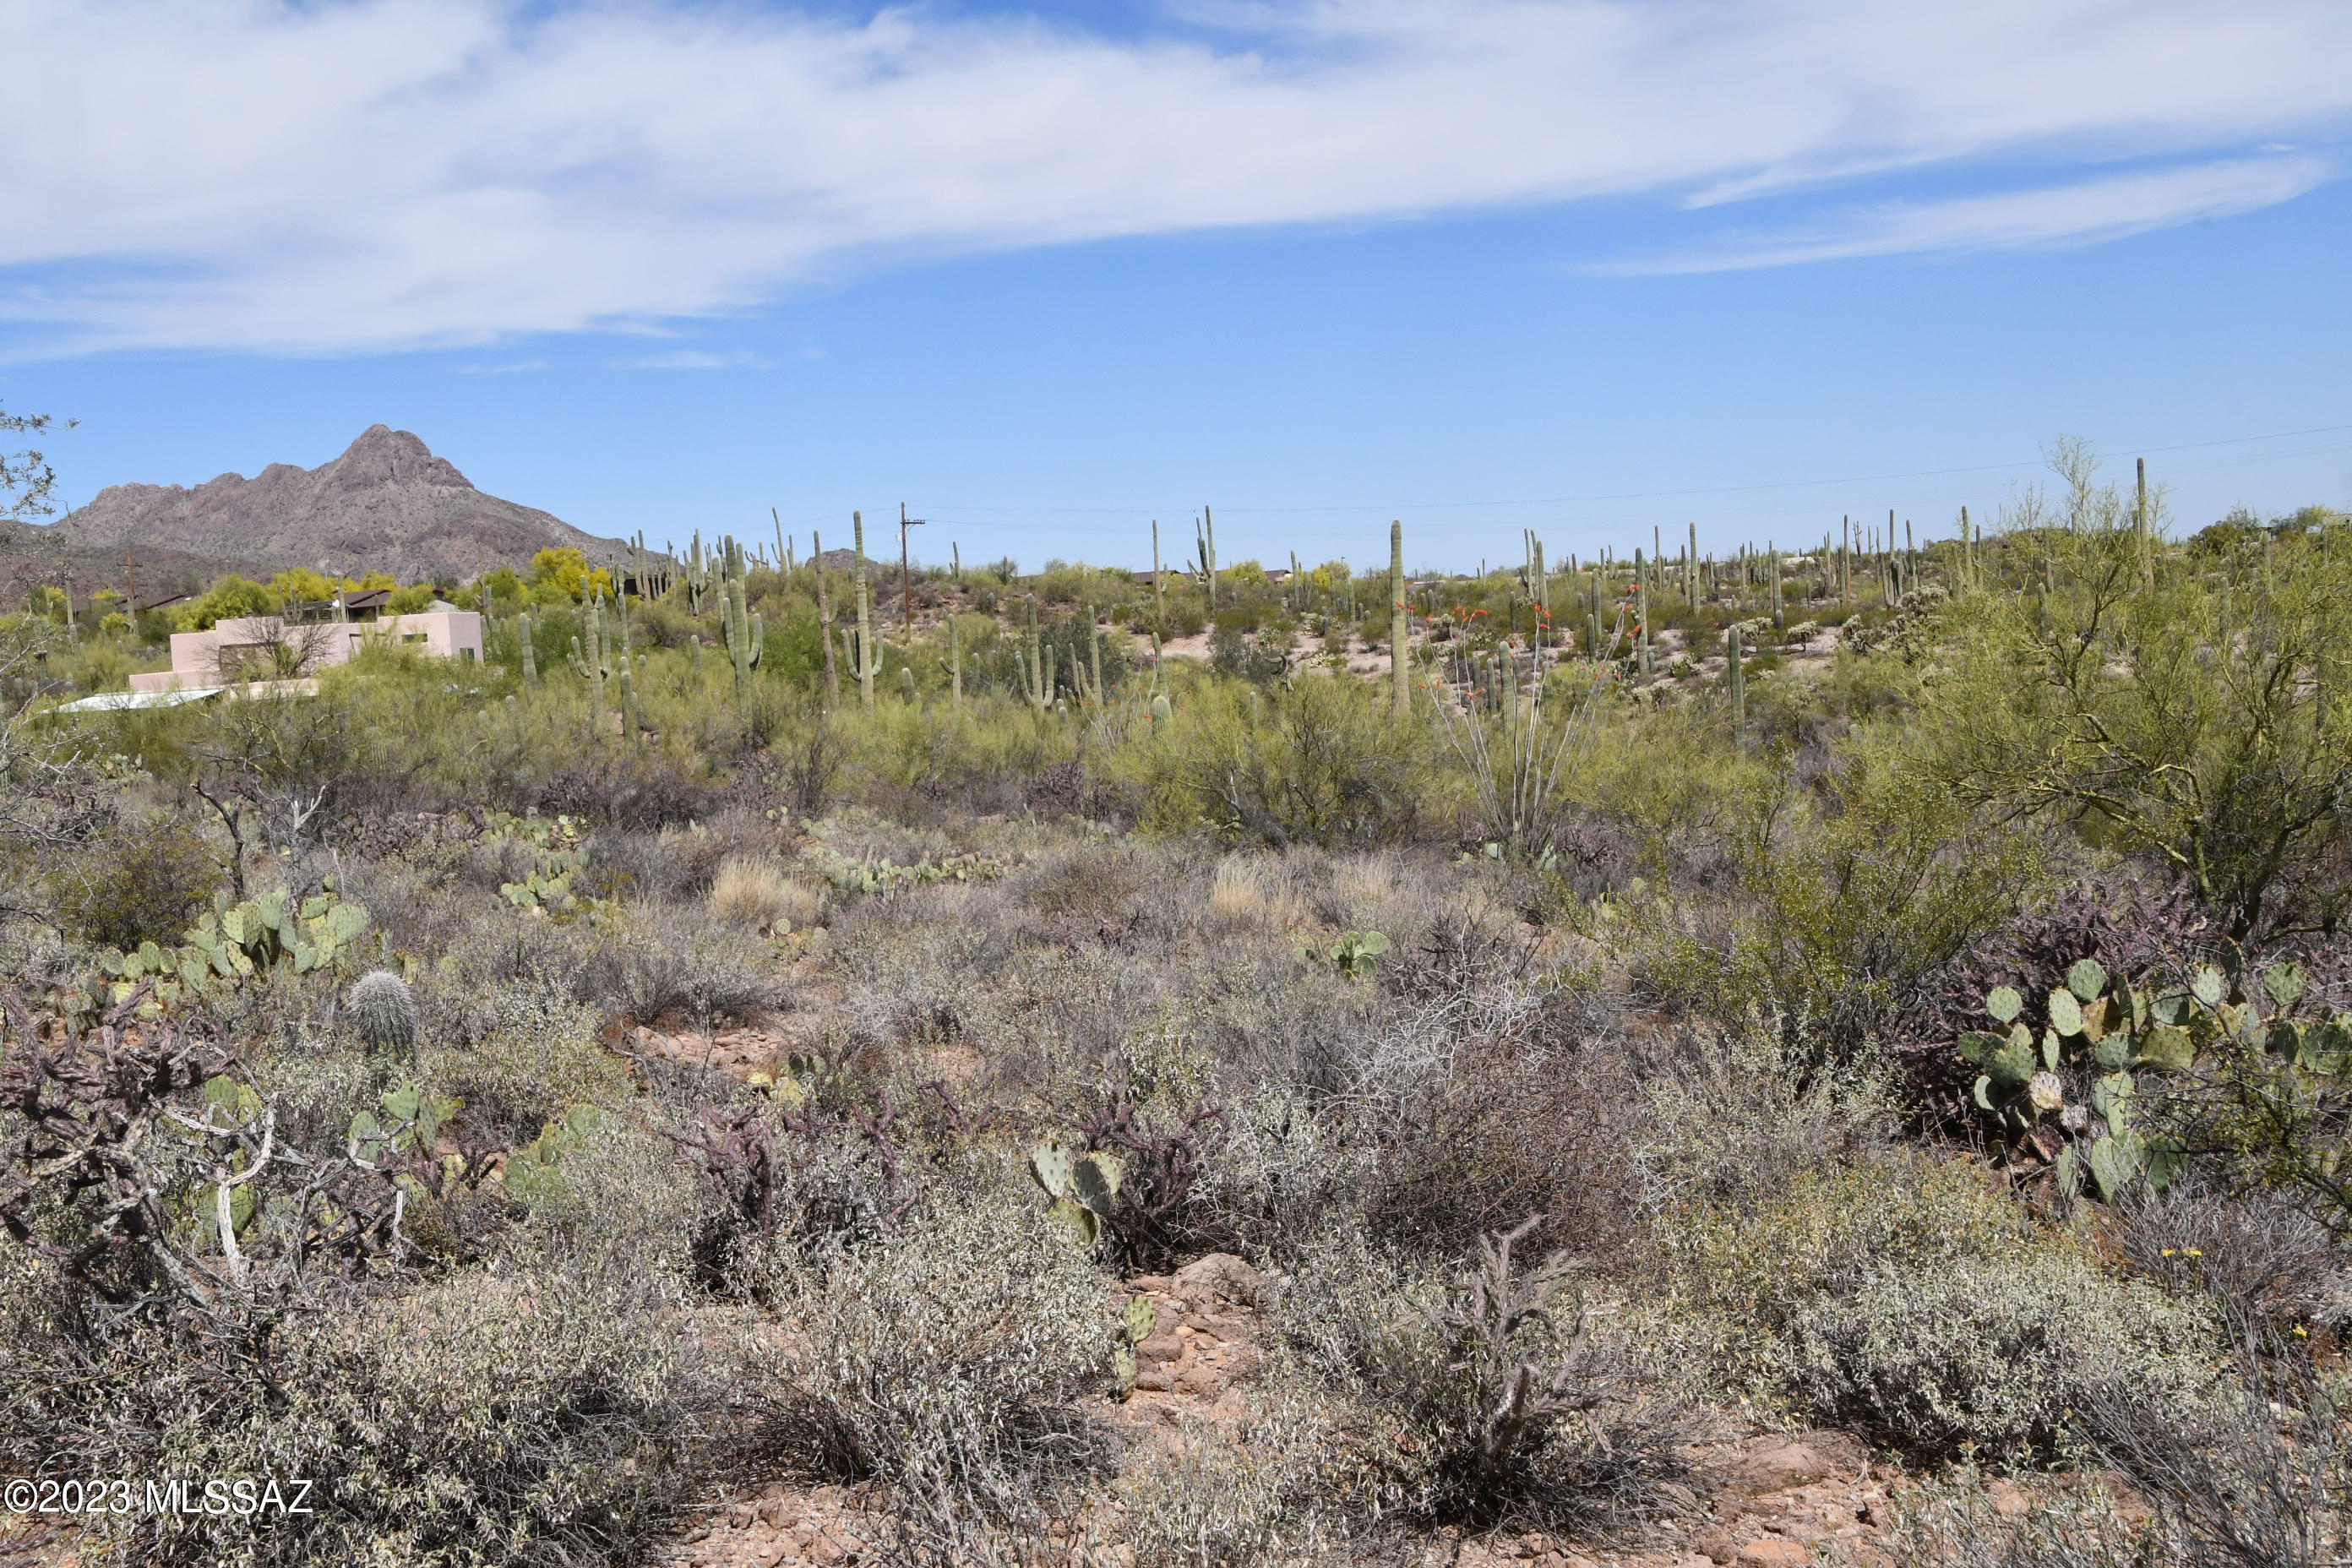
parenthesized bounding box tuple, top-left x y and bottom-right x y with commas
(1135, 1335, 1187, 1365)
(1175, 1365, 1224, 1396)
(1988, 1479, 2030, 1518)
(1172, 1252, 1264, 1305)
(1734, 1539, 1811, 1567)
(1694, 1526, 1740, 1564)
(1133, 1369, 1174, 1392)
(1721, 1438, 1862, 1494)
(805, 1530, 847, 1565)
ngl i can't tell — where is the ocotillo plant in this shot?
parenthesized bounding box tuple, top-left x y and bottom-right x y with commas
(852, 510, 877, 710)
(1389, 519, 1409, 716)
(517, 612, 537, 689)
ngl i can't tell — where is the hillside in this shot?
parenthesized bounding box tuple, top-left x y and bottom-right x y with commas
(41, 425, 622, 585)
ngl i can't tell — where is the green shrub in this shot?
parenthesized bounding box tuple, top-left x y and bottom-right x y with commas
(55, 807, 221, 947)
(1108, 675, 1450, 847)
(778, 1185, 1115, 1486)
(1648, 1152, 2219, 1456)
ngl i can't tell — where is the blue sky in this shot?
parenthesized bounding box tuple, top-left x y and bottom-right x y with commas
(6, 0, 2351, 573)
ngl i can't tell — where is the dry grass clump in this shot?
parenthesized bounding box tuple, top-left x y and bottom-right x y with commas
(1208, 853, 1314, 934)
(710, 852, 824, 930)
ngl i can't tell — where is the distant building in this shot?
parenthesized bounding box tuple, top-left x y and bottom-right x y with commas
(128, 608, 484, 693)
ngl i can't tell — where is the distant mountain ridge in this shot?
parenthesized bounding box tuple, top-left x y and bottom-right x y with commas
(47, 425, 623, 585)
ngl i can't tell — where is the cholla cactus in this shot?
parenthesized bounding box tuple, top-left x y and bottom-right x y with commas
(348, 969, 418, 1055)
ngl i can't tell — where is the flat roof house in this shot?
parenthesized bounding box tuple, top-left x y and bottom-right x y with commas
(129, 608, 485, 694)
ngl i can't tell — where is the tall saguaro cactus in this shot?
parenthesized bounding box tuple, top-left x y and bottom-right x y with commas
(1727, 624, 1747, 743)
(1389, 519, 1409, 716)
(852, 510, 877, 710)
(812, 529, 840, 700)
(720, 537, 761, 706)
(569, 591, 609, 735)
(517, 612, 537, 689)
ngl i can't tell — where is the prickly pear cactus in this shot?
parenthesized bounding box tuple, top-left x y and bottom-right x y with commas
(1957, 954, 2352, 1203)
(1028, 1140, 1127, 1247)
(97, 886, 373, 1019)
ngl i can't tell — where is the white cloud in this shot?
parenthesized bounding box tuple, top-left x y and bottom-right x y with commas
(3, 0, 2349, 355)
(1606, 155, 2338, 273)
(623, 348, 770, 370)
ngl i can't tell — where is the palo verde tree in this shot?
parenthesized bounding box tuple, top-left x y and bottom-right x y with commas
(1918, 493, 2352, 945)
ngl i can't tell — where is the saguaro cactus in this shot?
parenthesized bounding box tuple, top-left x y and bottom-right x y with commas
(853, 510, 877, 710)
(569, 592, 609, 735)
(517, 612, 537, 689)
(1389, 519, 1409, 716)
(618, 659, 644, 745)
(720, 537, 760, 706)
(1727, 624, 1747, 741)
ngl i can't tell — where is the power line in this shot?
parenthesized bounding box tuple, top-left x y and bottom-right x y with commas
(902, 419, 2352, 519)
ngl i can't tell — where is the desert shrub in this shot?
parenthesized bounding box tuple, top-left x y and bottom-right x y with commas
(2082, 1341, 2352, 1568)
(1194, 1085, 1376, 1263)
(1919, 525, 2352, 943)
(563, 901, 789, 1026)
(777, 1187, 1113, 1485)
(1111, 676, 1448, 848)
(1880, 1469, 2156, 1568)
(421, 982, 630, 1146)
(54, 805, 221, 946)
(1638, 1027, 1894, 1212)
(0, 1264, 742, 1568)
(1110, 1393, 1351, 1566)
(708, 852, 815, 930)
(1362, 1038, 1643, 1262)
(1649, 1152, 2219, 1456)
(2120, 1179, 2346, 1330)
(1276, 1223, 1687, 1533)
(1637, 731, 2050, 1056)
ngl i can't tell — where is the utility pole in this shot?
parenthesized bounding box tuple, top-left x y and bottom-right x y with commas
(898, 502, 926, 642)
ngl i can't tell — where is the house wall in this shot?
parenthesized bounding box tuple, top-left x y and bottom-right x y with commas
(129, 611, 485, 693)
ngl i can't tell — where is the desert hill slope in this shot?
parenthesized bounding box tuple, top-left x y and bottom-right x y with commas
(46, 425, 622, 585)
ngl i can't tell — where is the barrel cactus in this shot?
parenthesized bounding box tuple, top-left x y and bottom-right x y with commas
(349, 968, 418, 1054)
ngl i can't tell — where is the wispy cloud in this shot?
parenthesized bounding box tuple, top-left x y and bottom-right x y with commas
(3, 0, 2349, 356)
(1604, 155, 2337, 274)
(623, 349, 771, 371)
